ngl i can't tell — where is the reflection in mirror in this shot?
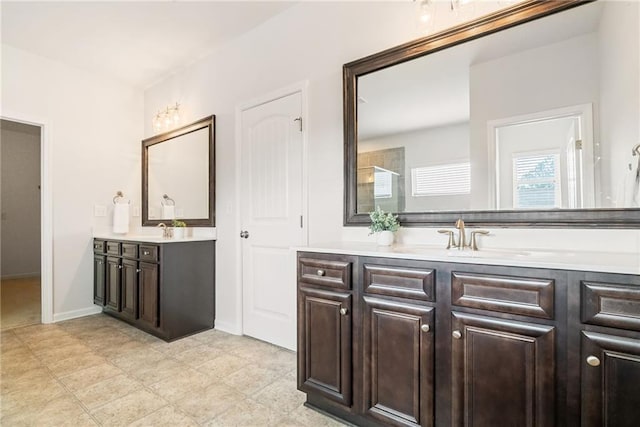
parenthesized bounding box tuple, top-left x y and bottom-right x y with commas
(352, 0, 639, 225)
(142, 116, 215, 227)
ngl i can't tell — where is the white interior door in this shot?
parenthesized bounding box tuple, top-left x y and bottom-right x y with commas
(240, 92, 304, 350)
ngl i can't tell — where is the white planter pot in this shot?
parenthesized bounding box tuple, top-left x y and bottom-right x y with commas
(377, 230, 394, 246)
(173, 227, 185, 239)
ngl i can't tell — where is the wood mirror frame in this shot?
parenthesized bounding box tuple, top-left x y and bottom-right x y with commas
(344, 0, 640, 228)
(142, 115, 215, 227)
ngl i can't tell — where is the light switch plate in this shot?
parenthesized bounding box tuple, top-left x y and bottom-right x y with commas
(94, 204, 107, 217)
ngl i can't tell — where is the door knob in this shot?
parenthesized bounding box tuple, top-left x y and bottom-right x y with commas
(452, 330, 462, 339)
(421, 324, 430, 333)
(586, 355, 601, 367)
(240, 230, 249, 239)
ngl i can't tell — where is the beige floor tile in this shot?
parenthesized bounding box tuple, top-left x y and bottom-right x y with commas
(284, 404, 347, 427)
(1, 366, 55, 394)
(1, 394, 97, 427)
(119, 326, 165, 344)
(221, 364, 283, 396)
(73, 373, 144, 410)
(174, 383, 244, 424)
(196, 353, 251, 379)
(148, 367, 216, 402)
(206, 398, 284, 427)
(151, 336, 203, 356)
(46, 352, 107, 378)
(0, 376, 68, 419)
(59, 362, 123, 392)
(128, 405, 199, 427)
(33, 342, 94, 365)
(191, 328, 234, 345)
(110, 348, 166, 372)
(251, 376, 306, 414)
(253, 348, 297, 373)
(171, 343, 225, 368)
(26, 333, 84, 353)
(81, 328, 133, 350)
(0, 330, 24, 351)
(227, 338, 282, 361)
(98, 339, 149, 360)
(11, 323, 68, 343)
(0, 352, 43, 378)
(90, 389, 167, 427)
(127, 357, 185, 386)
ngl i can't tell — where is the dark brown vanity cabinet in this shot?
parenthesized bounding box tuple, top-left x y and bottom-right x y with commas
(93, 238, 215, 341)
(298, 251, 640, 426)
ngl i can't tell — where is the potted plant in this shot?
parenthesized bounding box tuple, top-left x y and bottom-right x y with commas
(368, 206, 400, 246)
(172, 219, 187, 239)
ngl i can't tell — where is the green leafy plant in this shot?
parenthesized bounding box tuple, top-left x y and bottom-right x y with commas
(368, 206, 400, 235)
(172, 219, 187, 228)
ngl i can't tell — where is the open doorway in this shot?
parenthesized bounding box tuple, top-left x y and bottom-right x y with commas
(1, 119, 42, 330)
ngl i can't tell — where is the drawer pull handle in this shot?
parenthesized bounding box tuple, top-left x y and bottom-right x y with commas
(586, 355, 600, 367)
(317, 269, 325, 277)
(340, 308, 348, 316)
(143, 251, 150, 256)
(421, 324, 430, 333)
(452, 330, 462, 340)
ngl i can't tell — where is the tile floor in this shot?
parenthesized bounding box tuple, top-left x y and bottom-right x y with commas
(1, 277, 41, 331)
(0, 314, 343, 426)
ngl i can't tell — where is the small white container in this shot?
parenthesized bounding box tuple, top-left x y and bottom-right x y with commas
(377, 230, 394, 246)
(173, 227, 185, 239)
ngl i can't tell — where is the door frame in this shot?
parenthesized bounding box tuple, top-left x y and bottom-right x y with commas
(1, 112, 54, 324)
(233, 81, 310, 335)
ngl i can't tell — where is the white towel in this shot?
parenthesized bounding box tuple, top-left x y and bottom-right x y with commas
(113, 202, 130, 234)
(162, 204, 176, 220)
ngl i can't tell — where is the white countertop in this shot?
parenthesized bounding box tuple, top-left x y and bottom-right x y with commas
(296, 242, 640, 275)
(93, 233, 216, 243)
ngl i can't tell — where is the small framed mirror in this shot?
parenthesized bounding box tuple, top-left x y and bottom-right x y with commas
(142, 116, 215, 227)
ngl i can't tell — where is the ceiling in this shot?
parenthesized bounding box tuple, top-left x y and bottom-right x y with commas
(1, 1, 295, 89)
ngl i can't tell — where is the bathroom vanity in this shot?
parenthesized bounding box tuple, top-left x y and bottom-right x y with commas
(296, 245, 640, 426)
(93, 236, 215, 341)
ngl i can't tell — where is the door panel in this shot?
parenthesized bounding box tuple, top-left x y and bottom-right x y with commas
(298, 286, 351, 406)
(105, 256, 120, 311)
(120, 258, 137, 321)
(138, 262, 159, 328)
(241, 91, 304, 350)
(363, 296, 434, 427)
(581, 331, 640, 427)
(451, 312, 555, 427)
(93, 254, 106, 305)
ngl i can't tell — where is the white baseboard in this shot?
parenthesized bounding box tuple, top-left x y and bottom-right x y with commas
(53, 305, 102, 323)
(214, 320, 242, 335)
(1, 272, 40, 280)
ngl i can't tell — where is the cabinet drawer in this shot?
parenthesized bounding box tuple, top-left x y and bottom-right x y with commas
(93, 240, 106, 253)
(106, 241, 121, 256)
(363, 263, 435, 302)
(139, 245, 158, 262)
(121, 243, 138, 259)
(582, 281, 640, 331)
(451, 272, 554, 319)
(299, 257, 351, 290)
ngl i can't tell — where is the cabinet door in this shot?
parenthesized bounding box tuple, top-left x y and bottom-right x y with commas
(105, 256, 121, 311)
(298, 286, 352, 406)
(451, 312, 555, 427)
(138, 262, 159, 328)
(120, 258, 138, 321)
(93, 254, 106, 306)
(363, 296, 434, 427)
(581, 331, 640, 427)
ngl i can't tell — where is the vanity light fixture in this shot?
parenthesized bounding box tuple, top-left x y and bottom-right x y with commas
(152, 102, 181, 132)
(414, 0, 478, 32)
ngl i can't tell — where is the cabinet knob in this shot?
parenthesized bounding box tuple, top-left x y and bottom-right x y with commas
(118, 265, 122, 270)
(452, 330, 462, 339)
(586, 355, 601, 367)
(316, 269, 325, 277)
(340, 307, 348, 316)
(421, 324, 430, 333)
(136, 269, 141, 273)
(143, 251, 150, 256)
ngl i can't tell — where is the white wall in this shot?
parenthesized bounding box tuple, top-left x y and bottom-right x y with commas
(1, 124, 41, 278)
(1, 44, 144, 320)
(598, 0, 640, 207)
(144, 2, 640, 334)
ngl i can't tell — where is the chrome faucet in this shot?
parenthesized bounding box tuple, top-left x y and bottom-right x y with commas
(157, 222, 172, 239)
(438, 219, 489, 251)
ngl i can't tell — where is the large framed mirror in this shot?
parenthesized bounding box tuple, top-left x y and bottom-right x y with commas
(142, 115, 215, 227)
(344, 0, 640, 227)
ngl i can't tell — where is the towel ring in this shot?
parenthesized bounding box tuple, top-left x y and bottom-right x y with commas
(162, 194, 175, 206)
(113, 191, 124, 204)
(633, 143, 640, 156)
